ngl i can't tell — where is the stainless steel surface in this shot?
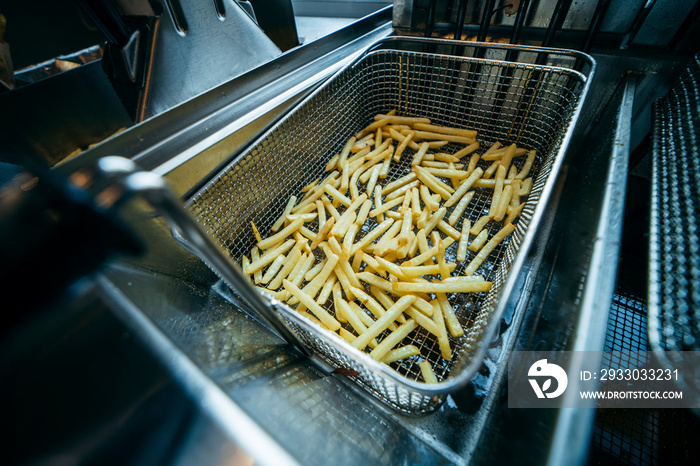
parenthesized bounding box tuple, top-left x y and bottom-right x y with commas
(187, 37, 594, 413)
(547, 74, 636, 466)
(138, 0, 281, 120)
(648, 55, 700, 405)
(70, 155, 310, 353)
(57, 9, 393, 188)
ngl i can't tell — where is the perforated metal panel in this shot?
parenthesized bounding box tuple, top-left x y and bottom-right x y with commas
(187, 38, 592, 413)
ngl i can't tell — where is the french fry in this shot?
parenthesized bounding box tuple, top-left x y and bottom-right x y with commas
(272, 196, 297, 232)
(291, 253, 315, 286)
(394, 130, 414, 162)
(332, 282, 347, 323)
(392, 278, 491, 294)
(469, 229, 489, 252)
(382, 172, 417, 195)
(268, 241, 306, 289)
(370, 320, 418, 361)
(350, 218, 393, 255)
(325, 184, 352, 208)
(352, 295, 416, 351)
(457, 219, 470, 261)
(374, 114, 430, 125)
(465, 223, 515, 275)
(261, 255, 286, 284)
(420, 185, 440, 211)
(411, 142, 430, 166)
(382, 345, 420, 364)
(407, 129, 475, 145)
(436, 293, 464, 338)
(316, 273, 337, 305)
(499, 143, 517, 171)
(398, 262, 457, 278)
(438, 220, 462, 241)
(356, 118, 390, 139)
(384, 180, 421, 202)
(493, 185, 513, 222)
(413, 122, 477, 139)
(316, 199, 326, 227)
(516, 150, 536, 179)
(304, 257, 326, 282)
(504, 202, 526, 225)
(283, 280, 340, 331)
(488, 165, 506, 216)
(257, 218, 304, 250)
(482, 160, 500, 179)
(246, 239, 295, 275)
(405, 306, 439, 336)
(453, 141, 480, 159)
(419, 360, 438, 383)
(431, 300, 452, 360)
(470, 215, 492, 235)
(447, 191, 474, 226)
(414, 167, 454, 200)
(310, 216, 335, 250)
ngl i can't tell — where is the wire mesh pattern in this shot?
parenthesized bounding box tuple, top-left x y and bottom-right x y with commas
(649, 55, 700, 353)
(187, 40, 590, 413)
(648, 55, 700, 408)
(591, 290, 700, 466)
(592, 290, 655, 466)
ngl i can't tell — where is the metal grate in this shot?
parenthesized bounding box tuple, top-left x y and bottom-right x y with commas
(187, 39, 592, 413)
(592, 291, 656, 466)
(648, 54, 700, 406)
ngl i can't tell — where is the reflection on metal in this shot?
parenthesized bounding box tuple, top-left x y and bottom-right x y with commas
(136, 0, 281, 120)
(547, 75, 636, 466)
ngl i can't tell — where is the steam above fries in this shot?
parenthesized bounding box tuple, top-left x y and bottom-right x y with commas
(242, 111, 535, 383)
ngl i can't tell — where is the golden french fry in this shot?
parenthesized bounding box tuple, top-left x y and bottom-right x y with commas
(469, 229, 489, 252)
(411, 142, 430, 166)
(431, 300, 452, 360)
(436, 292, 464, 338)
(310, 216, 335, 250)
(516, 150, 536, 179)
(419, 360, 438, 383)
(370, 320, 417, 361)
(414, 167, 454, 200)
(382, 345, 420, 364)
(246, 239, 295, 275)
(407, 129, 475, 145)
(350, 218, 393, 255)
(392, 278, 491, 293)
(448, 191, 475, 226)
(488, 165, 506, 217)
(283, 280, 340, 331)
(493, 185, 513, 222)
(352, 295, 416, 351)
(413, 123, 477, 139)
(465, 223, 515, 275)
(374, 114, 430, 125)
(504, 202, 526, 225)
(272, 196, 297, 232)
(457, 219, 470, 261)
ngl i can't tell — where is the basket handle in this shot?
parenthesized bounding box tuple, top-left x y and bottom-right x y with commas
(79, 156, 311, 356)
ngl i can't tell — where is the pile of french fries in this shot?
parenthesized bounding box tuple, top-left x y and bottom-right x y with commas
(242, 111, 535, 383)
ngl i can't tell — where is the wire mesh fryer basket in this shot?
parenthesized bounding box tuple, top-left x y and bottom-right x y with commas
(187, 38, 594, 414)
